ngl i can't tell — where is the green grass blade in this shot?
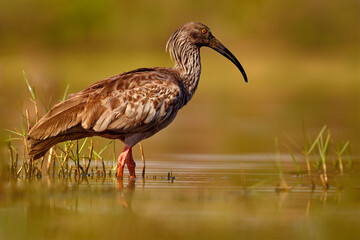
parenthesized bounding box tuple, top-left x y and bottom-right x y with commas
(40, 90, 52, 113)
(344, 147, 353, 170)
(318, 129, 331, 161)
(98, 141, 112, 155)
(48, 95, 52, 111)
(284, 143, 302, 175)
(112, 140, 117, 170)
(274, 137, 289, 190)
(5, 136, 22, 141)
(302, 121, 308, 152)
(23, 70, 36, 100)
(93, 149, 102, 160)
(62, 84, 70, 101)
(79, 138, 88, 153)
(339, 140, 350, 155)
(40, 94, 49, 112)
(5, 129, 24, 137)
(308, 125, 327, 154)
(323, 130, 331, 154)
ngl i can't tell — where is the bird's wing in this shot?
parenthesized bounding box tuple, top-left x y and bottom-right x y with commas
(29, 68, 183, 140)
(84, 68, 184, 133)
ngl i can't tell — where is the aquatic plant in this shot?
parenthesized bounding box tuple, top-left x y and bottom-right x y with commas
(283, 124, 352, 190)
(6, 72, 119, 179)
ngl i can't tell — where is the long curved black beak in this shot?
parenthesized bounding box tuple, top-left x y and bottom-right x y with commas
(208, 37, 248, 83)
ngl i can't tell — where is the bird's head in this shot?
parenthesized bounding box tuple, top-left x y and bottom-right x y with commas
(166, 22, 248, 83)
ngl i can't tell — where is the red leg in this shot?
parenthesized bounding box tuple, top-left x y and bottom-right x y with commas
(126, 148, 136, 179)
(117, 146, 131, 179)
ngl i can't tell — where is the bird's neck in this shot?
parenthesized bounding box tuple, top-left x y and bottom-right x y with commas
(172, 45, 201, 99)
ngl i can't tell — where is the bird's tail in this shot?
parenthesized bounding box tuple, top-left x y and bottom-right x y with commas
(28, 129, 92, 160)
(27, 96, 89, 160)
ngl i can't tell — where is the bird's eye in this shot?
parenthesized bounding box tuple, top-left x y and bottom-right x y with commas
(201, 29, 207, 34)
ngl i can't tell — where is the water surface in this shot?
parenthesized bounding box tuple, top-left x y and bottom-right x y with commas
(0, 154, 358, 240)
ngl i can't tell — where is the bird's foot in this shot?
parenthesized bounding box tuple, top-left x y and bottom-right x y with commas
(126, 156, 136, 179)
(117, 146, 137, 179)
(117, 146, 131, 179)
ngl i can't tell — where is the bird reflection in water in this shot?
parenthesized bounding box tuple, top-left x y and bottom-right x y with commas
(116, 178, 136, 209)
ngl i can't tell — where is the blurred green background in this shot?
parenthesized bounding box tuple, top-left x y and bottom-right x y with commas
(0, 0, 358, 158)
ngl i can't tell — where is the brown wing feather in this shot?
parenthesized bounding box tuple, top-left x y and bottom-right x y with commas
(29, 98, 86, 140)
(28, 67, 185, 160)
(95, 72, 183, 133)
(28, 126, 93, 159)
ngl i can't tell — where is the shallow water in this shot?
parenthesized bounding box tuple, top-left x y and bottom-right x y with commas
(0, 154, 359, 240)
